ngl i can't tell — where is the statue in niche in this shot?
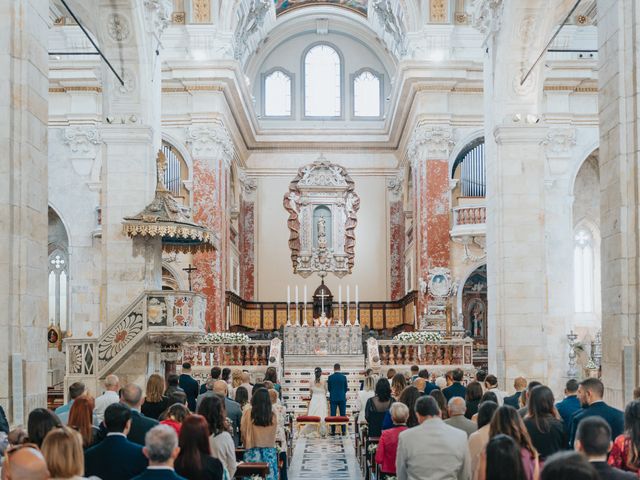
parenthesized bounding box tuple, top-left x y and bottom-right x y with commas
(313, 206, 332, 249)
(469, 299, 485, 338)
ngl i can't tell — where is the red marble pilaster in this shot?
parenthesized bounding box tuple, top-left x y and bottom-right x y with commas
(239, 197, 255, 300)
(389, 198, 405, 300)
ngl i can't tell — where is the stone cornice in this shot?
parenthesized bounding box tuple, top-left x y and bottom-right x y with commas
(407, 124, 455, 166)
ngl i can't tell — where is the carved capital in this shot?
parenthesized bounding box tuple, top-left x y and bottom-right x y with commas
(143, 0, 172, 38)
(386, 170, 404, 199)
(407, 125, 455, 165)
(238, 169, 258, 198)
(62, 126, 102, 156)
(542, 128, 576, 156)
(186, 124, 234, 164)
(472, 0, 504, 39)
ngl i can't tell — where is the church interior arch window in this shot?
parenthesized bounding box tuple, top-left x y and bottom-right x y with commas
(264, 69, 292, 117)
(574, 226, 596, 313)
(452, 139, 486, 197)
(48, 250, 68, 331)
(304, 44, 342, 117)
(353, 69, 382, 117)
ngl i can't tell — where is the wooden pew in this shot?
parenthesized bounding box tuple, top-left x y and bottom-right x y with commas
(234, 462, 270, 479)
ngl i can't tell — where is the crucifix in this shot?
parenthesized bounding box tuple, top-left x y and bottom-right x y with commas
(317, 290, 330, 317)
(182, 264, 197, 291)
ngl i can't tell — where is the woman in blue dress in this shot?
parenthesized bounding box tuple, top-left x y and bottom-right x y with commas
(240, 388, 279, 480)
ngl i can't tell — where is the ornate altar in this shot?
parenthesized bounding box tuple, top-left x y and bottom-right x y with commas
(312, 280, 333, 321)
(283, 155, 360, 277)
(284, 325, 363, 355)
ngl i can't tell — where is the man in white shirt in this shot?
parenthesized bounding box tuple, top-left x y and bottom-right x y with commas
(484, 374, 507, 406)
(94, 374, 120, 423)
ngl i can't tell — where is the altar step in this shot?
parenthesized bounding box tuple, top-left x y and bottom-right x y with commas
(282, 355, 365, 418)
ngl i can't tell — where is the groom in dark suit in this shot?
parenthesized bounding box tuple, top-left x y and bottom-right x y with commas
(327, 363, 348, 435)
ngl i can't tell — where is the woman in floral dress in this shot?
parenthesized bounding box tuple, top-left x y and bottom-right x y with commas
(241, 388, 279, 480)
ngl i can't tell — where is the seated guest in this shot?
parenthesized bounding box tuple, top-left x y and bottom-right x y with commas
(519, 381, 543, 417)
(198, 394, 236, 478)
(94, 375, 120, 423)
(175, 415, 224, 480)
(429, 389, 449, 420)
(468, 401, 499, 475)
(27, 408, 62, 448)
(84, 403, 148, 480)
(576, 417, 636, 479)
(67, 396, 99, 449)
(41, 426, 88, 480)
(505, 377, 528, 409)
(608, 399, 640, 474)
(358, 375, 376, 423)
(541, 451, 599, 480)
(443, 369, 467, 401)
(240, 388, 278, 480)
(489, 406, 540, 480)
(142, 374, 170, 420)
(484, 375, 506, 406)
(3, 443, 49, 480)
(477, 434, 527, 480)
(556, 379, 581, 433)
(419, 369, 439, 395)
(382, 386, 420, 430)
(465, 381, 483, 420)
(524, 385, 566, 460)
(365, 378, 394, 437)
(133, 425, 185, 479)
(178, 363, 200, 412)
(160, 403, 190, 435)
(55, 381, 85, 417)
(396, 396, 471, 480)
(391, 373, 407, 400)
(122, 383, 159, 445)
(200, 367, 222, 395)
(376, 403, 409, 479)
(235, 386, 249, 411)
(569, 378, 624, 448)
(445, 397, 477, 437)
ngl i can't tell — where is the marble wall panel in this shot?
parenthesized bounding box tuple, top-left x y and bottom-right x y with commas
(389, 199, 405, 300)
(239, 198, 255, 300)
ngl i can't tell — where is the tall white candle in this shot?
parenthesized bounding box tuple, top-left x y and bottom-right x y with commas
(303, 285, 308, 326)
(295, 286, 299, 305)
(355, 284, 359, 305)
(346, 285, 350, 325)
(287, 285, 291, 305)
(304, 285, 307, 304)
(338, 285, 342, 323)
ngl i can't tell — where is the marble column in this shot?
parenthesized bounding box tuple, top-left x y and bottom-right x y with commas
(187, 124, 233, 331)
(597, 0, 640, 406)
(239, 171, 257, 301)
(0, 0, 49, 422)
(387, 172, 405, 300)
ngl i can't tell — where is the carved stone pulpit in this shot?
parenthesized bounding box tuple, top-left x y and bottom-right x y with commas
(313, 280, 333, 320)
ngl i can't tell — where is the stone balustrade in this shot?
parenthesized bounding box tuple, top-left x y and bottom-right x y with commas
(181, 341, 273, 368)
(453, 205, 486, 226)
(367, 337, 474, 370)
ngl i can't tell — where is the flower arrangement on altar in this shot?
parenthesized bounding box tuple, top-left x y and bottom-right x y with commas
(393, 331, 443, 344)
(198, 332, 250, 345)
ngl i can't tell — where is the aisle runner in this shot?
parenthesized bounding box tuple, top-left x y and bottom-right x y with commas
(288, 436, 362, 480)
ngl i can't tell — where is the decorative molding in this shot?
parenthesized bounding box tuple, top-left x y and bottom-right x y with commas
(542, 128, 577, 155)
(238, 169, 258, 197)
(192, 0, 211, 23)
(106, 13, 130, 42)
(143, 0, 172, 38)
(429, 0, 448, 23)
(115, 69, 136, 96)
(386, 171, 404, 199)
(62, 126, 102, 155)
(471, 0, 503, 39)
(372, 0, 407, 57)
(186, 124, 234, 162)
(233, 0, 271, 61)
(407, 125, 455, 165)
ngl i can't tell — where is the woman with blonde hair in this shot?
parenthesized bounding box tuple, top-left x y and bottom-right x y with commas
(41, 426, 90, 479)
(230, 369, 243, 399)
(358, 375, 376, 423)
(141, 373, 169, 420)
(391, 373, 407, 399)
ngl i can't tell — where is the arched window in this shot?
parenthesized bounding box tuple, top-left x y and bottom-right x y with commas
(161, 142, 190, 205)
(452, 139, 485, 197)
(574, 226, 595, 313)
(49, 250, 68, 331)
(304, 44, 341, 117)
(264, 69, 292, 117)
(353, 70, 381, 117)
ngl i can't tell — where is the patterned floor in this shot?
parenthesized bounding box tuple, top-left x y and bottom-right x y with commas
(288, 436, 363, 480)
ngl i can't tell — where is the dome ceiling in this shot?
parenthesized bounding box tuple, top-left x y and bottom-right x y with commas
(275, 0, 368, 17)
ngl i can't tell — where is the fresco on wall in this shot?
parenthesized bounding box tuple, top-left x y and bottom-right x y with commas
(275, 0, 368, 17)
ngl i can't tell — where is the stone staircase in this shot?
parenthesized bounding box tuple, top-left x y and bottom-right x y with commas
(64, 290, 206, 399)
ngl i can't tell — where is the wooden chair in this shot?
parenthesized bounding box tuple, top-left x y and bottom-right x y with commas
(324, 415, 350, 436)
(234, 462, 270, 479)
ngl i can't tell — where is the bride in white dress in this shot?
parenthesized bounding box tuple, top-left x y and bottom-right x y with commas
(301, 367, 328, 437)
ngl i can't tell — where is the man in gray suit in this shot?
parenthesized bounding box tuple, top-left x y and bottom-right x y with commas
(197, 380, 242, 446)
(444, 397, 477, 437)
(396, 396, 471, 480)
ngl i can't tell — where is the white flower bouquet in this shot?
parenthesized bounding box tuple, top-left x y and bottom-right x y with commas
(198, 332, 250, 345)
(393, 331, 443, 344)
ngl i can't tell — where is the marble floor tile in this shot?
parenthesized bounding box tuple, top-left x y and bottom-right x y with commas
(288, 436, 363, 480)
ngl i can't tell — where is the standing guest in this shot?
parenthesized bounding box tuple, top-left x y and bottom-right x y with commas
(419, 369, 439, 395)
(212, 380, 242, 445)
(327, 363, 349, 436)
(160, 404, 190, 435)
(477, 434, 528, 480)
(435, 376, 448, 391)
(358, 375, 376, 423)
(198, 394, 236, 478)
(264, 367, 281, 397)
(142, 374, 170, 421)
(175, 415, 224, 480)
(121, 383, 160, 445)
(608, 399, 640, 474)
(445, 397, 477, 437)
(27, 408, 62, 448)
(268, 389, 287, 446)
(445, 371, 454, 388)
(239, 372, 254, 399)
(41, 426, 89, 480)
(396, 396, 471, 480)
(164, 374, 184, 398)
(382, 386, 421, 430)
(200, 367, 222, 395)
(518, 381, 543, 417)
(365, 378, 394, 437)
(178, 363, 199, 412)
(386, 368, 397, 384)
(576, 417, 636, 479)
(229, 370, 243, 399)
(524, 385, 566, 460)
(2, 444, 49, 480)
(569, 378, 624, 448)
(84, 403, 148, 480)
(504, 377, 528, 409)
(409, 365, 420, 383)
(475, 371, 488, 393)
(468, 401, 499, 475)
(413, 378, 427, 394)
(541, 451, 599, 480)
(376, 403, 409, 480)
(489, 406, 540, 480)
(67, 396, 99, 449)
(429, 389, 449, 420)
(465, 381, 483, 420)
(94, 375, 120, 424)
(132, 425, 185, 480)
(235, 386, 249, 411)
(443, 369, 467, 401)
(240, 388, 278, 480)
(221, 368, 231, 385)
(55, 382, 86, 417)
(484, 375, 506, 406)
(556, 379, 581, 433)
(391, 373, 407, 400)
